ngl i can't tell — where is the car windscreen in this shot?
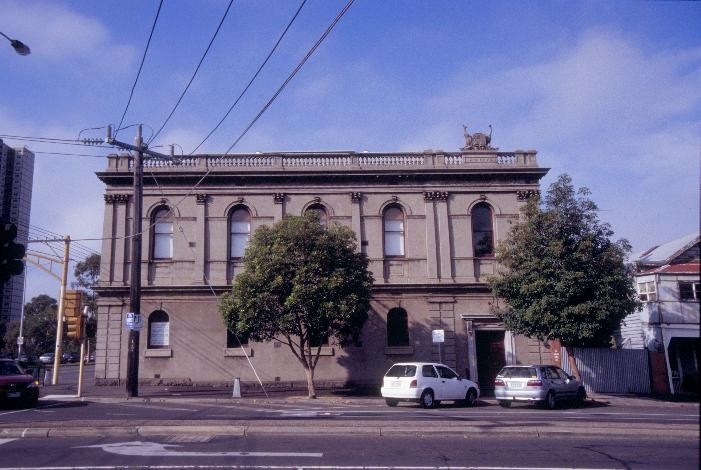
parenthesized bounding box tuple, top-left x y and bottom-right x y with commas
(385, 365, 417, 378)
(0, 362, 23, 376)
(497, 367, 537, 379)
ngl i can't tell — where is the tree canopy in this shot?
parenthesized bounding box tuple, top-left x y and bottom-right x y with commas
(1, 294, 58, 359)
(219, 214, 374, 398)
(72, 253, 100, 340)
(489, 174, 640, 372)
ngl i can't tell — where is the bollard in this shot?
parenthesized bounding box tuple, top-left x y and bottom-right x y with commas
(43, 369, 50, 386)
(232, 377, 241, 398)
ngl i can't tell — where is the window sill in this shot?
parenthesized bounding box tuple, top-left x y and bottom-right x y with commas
(145, 348, 172, 358)
(224, 347, 253, 357)
(384, 346, 414, 355)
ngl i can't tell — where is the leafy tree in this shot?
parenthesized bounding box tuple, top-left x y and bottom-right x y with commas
(72, 253, 100, 340)
(220, 214, 374, 398)
(489, 174, 640, 379)
(2, 295, 59, 359)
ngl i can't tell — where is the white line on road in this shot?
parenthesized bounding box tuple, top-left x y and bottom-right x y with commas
(0, 439, 16, 446)
(114, 402, 197, 412)
(76, 440, 323, 458)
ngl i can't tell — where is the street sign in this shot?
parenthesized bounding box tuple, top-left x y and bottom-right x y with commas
(125, 312, 143, 331)
(432, 329, 445, 343)
(16, 336, 23, 345)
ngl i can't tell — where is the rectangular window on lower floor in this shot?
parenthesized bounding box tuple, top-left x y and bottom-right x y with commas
(679, 281, 700, 301)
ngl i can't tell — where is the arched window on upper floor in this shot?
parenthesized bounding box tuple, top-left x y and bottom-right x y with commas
(305, 203, 328, 228)
(148, 310, 170, 349)
(387, 308, 409, 347)
(383, 205, 405, 257)
(152, 207, 173, 259)
(229, 206, 251, 259)
(471, 202, 494, 257)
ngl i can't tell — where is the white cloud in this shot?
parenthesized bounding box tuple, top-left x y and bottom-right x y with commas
(402, 29, 700, 253)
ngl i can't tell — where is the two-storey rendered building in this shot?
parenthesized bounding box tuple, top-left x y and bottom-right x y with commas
(94, 135, 555, 392)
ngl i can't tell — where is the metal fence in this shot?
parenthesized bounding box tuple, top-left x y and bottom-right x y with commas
(562, 347, 651, 394)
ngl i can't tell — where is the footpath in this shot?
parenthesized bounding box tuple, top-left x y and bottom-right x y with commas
(0, 380, 696, 440)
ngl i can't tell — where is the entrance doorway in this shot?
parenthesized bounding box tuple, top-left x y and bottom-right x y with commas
(476, 330, 505, 396)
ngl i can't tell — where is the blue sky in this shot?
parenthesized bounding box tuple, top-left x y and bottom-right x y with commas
(1, 0, 699, 301)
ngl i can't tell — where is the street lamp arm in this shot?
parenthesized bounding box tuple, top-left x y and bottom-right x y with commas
(0, 31, 31, 55)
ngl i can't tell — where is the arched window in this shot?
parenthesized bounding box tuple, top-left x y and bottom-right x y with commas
(383, 205, 405, 257)
(305, 203, 328, 228)
(148, 310, 170, 348)
(387, 308, 409, 347)
(229, 206, 251, 259)
(152, 207, 173, 259)
(471, 202, 494, 257)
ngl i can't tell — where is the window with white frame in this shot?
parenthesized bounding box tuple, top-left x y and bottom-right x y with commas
(229, 206, 251, 259)
(679, 281, 700, 301)
(383, 205, 405, 257)
(152, 207, 173, 259)
(637, 281, 657, 302)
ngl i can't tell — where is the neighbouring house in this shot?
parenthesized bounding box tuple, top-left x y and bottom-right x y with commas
(94, 130, 561, 392)
(617, 232, 700, 395)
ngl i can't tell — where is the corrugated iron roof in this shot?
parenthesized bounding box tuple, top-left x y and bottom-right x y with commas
(634, 232, 700, 265)
(640, 262, 700, 275)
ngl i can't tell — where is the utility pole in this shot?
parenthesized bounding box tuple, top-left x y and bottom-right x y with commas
(52, 236, 70, 385)
(105, 125, 172, 397)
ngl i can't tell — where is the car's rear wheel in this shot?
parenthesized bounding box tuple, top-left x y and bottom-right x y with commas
(419, 390, 435, 409)
(385, 398, 398, 407)
(543, 391, 556, 410)
(463, 388, 478, 407)
(498, 400, 512, 408)
(575, 387, 586, 406)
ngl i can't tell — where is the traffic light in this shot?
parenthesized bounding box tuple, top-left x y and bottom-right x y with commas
(64, 290, 86, 340)
(0, 222, 26, 283)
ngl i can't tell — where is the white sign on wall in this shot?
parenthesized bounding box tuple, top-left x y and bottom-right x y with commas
(125, 312, 143, 331)
(432, 329, 445, 343)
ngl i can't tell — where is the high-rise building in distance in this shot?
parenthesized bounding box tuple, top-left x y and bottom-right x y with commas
(0, 139, 34, 323)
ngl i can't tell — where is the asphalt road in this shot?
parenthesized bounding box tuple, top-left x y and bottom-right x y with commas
(2, 364, 695, 469)
(0, 432, 697, 469)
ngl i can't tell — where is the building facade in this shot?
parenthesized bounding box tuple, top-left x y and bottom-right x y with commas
(0, 139, 34, 323)
(618, 232, 700, 395)
(94, 137, 556, 391)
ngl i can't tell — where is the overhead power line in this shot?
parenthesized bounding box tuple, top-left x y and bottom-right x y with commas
(224, 0, 355, 154)
(190, 0, 308, 154)
(115, 0, 165, 138)
(149, 0, 235, 146)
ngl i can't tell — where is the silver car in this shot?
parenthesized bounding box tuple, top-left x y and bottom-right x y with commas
(494, 364, 586, 409)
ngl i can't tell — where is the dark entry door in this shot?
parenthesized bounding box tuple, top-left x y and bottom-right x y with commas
(476, 330, 505, 396)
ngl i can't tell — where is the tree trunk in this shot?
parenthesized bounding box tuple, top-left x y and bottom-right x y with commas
(567, 347, 581, 381)
(304, 366, 317, 399)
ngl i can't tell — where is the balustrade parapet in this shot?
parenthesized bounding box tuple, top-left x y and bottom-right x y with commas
(107, 149, 539, 173)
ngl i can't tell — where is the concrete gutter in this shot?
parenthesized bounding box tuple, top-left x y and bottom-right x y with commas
(1, 420, 698, 440)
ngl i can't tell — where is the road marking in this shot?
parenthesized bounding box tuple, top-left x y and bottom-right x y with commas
(77, 441, 323, 458)
(0, 438, 16, 446)
(115, 402, 197, 412)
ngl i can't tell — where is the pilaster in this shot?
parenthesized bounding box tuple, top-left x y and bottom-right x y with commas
(350, 192, 363, 252)
(273, 193, 285, 222)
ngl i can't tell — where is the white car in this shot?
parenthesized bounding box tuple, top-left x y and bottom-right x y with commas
(380, 362, 480, 408)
